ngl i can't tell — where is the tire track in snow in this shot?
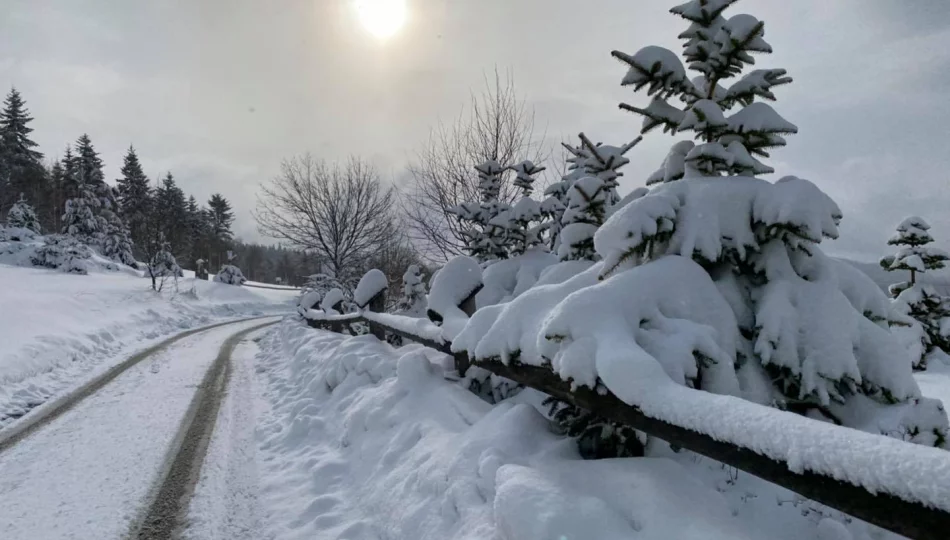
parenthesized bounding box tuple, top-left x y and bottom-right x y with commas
(131, 320, 276, 540)
(0, 316, 278, 455)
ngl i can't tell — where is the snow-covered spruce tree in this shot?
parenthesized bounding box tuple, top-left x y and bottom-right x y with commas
(881, 216, 950, 369)
(6, 194, 41, 234)
(61, 179, 102, 244)
(537, 133, 646, 458)
(116, 146, 152, 255)
(449, 160, 511, 263)
(557, 134, 640, 261)
(501, 160, 546, 256)
(594, 0, 944, 444)
(96, 182, 136, 266)
(397, 264, 428, 316)
(455, 0, 947, 451)
(0, 88, 45, 214)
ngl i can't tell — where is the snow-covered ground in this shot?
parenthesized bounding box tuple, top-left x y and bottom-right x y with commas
(0, 264, 297, 427)
(245, 319, 924, 540)
(0, 318, 278, 540)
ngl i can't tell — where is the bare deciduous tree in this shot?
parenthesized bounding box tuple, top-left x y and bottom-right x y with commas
(401, 69, 549, 262)
(255, 155, 397, 282)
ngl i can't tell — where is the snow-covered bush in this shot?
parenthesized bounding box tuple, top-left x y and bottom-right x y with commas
(30, 234, 98, 275)
(214, 264, 246, 286)
(6, 195, 41, 234)
(149, 245, 183, 278)
(396, 264, 428, 316)
(453, 0, 948, 450)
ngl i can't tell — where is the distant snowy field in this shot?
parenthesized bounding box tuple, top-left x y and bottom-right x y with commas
(0, 264, 296, 426)
(252, 319, 932, 540)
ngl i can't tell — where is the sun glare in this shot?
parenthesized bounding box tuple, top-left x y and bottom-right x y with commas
(355, 0, 407, 39)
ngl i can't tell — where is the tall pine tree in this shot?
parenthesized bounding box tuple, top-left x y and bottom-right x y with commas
(207, 193, 234, 269)
(116, 146, 152, 257)
(0, 88, 45, 216)
(153, 173, 189, 260)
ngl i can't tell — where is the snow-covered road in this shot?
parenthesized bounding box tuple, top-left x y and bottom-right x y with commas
(0, 317, 278, 540)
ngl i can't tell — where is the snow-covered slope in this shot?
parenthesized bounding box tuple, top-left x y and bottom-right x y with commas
(0, 264, 296, 426)
(252, 319, 896, 540)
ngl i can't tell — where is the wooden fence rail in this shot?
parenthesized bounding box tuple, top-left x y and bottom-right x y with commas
(303, 304, 949, 540)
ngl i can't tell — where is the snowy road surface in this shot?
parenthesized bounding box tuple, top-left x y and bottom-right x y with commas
(0, 317, 278, 540)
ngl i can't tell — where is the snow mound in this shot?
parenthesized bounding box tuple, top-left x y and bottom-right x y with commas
(321, 288, 345, 314)
(354, 268, 388, 308)
(427, 256, 482, 339)
(253, 319, 773, 540)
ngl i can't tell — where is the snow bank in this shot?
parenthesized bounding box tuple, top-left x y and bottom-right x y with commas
(0, 264, 295, 427)
(253, 320, 773, 540)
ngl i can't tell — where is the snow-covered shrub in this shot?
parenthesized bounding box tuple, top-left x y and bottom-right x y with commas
(396, 264, 428, 316)
(149, 245, 183, 278)
(880, 217, 950, 370)
(354, 268, 388, 309)
(30, 234, 97, 275)
(214, 264, 246, 286)
(453, 0, 948, 450)
(6, 195, 41, 234)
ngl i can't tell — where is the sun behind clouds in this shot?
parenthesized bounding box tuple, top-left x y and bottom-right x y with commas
(354, 0, 407, 39)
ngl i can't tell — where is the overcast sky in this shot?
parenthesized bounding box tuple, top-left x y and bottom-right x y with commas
(2, 0, 948, 261)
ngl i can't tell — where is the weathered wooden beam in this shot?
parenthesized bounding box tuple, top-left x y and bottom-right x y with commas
(366, 291, 387, 341)
(472, 357, 949, 540)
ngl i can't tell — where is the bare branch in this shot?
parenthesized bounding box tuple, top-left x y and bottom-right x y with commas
(400, 69, 550, 263)
(255, 155, 397, 282)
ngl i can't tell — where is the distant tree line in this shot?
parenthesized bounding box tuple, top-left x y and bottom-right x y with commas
(0, 87, 237, 273)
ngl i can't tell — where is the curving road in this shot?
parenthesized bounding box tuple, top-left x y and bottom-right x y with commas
(0, 317, 279, 540)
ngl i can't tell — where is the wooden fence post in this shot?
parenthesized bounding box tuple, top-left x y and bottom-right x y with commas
(453, 285, 482, 377)
(367, 290, 386, 341)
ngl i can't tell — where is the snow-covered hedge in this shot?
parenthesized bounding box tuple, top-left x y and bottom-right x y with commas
(0, 227, 119, 275)
(213, 265, 246, 286)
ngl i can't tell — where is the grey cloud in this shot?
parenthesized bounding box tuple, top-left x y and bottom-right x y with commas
(1, 0, 949, 258)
